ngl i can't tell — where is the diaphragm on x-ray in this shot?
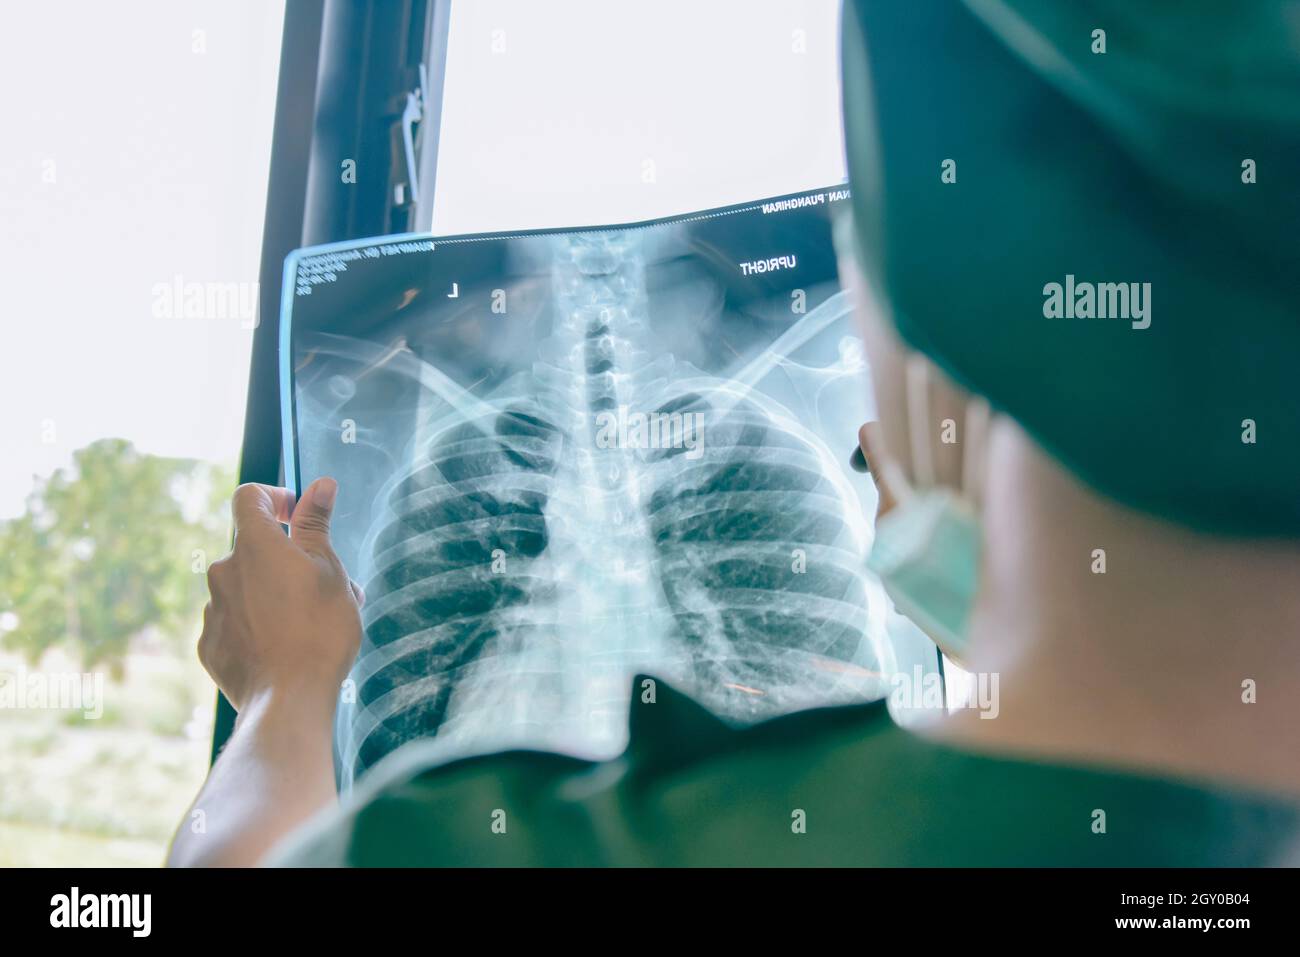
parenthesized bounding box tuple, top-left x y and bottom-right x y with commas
(281, 186, 928, 787)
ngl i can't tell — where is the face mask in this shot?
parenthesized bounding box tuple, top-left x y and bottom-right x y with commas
(866, 489, 981, 660)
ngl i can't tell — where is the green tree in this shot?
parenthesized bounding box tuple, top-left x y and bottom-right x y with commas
(0, 439, 234, 675)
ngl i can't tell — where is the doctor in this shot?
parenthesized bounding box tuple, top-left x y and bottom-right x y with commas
(168, 0, 1300, 866)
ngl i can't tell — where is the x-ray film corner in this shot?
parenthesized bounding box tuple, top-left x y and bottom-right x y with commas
(279, 185, 937, 787)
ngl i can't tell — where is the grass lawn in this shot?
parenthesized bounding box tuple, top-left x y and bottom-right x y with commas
(0, 819, 164, 868)
(1, 646, 213, 867)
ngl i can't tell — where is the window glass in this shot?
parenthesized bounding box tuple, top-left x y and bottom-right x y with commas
(0, 0, 285, 865)
(425, 0, 848, 233)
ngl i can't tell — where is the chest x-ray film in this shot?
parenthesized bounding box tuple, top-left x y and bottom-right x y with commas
(282, 186, 922, 786)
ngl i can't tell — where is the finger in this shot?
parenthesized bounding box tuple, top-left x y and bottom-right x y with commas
(197, 602, 215, 671)
(289, 477, 339, 556)
(231, 484, 295, 541)
(852, 294, 916, 481)
(858, 421, 911, 519)
(349, 579, 366, 608)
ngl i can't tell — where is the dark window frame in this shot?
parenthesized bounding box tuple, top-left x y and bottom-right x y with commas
(215, 0, 438, 759)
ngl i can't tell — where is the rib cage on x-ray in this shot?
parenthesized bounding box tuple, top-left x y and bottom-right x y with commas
(288, 205, 892, 786)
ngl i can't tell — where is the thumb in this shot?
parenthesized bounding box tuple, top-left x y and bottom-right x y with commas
(290, 477, 339, 556)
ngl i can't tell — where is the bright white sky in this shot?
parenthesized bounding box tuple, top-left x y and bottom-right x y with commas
(431, 0, 846, 234)
(0, 0, 285, 518)
(0, 0, 847, 520)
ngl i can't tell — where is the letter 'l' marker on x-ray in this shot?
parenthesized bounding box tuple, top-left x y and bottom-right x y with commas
(448, 283, 459, 298)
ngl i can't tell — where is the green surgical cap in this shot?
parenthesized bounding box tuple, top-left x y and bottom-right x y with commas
(842, 0, 1300, 536)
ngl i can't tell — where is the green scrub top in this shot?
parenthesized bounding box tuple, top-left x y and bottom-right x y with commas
(271, 677, 1296, 866)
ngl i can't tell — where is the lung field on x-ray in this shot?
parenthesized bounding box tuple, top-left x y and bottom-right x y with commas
(288, 195, 887, 784)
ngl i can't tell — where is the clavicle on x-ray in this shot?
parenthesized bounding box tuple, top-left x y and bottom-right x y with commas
(282, 188, 935, 787)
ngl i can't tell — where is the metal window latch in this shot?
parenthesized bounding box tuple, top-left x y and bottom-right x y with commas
(398, 63, 429, 207)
